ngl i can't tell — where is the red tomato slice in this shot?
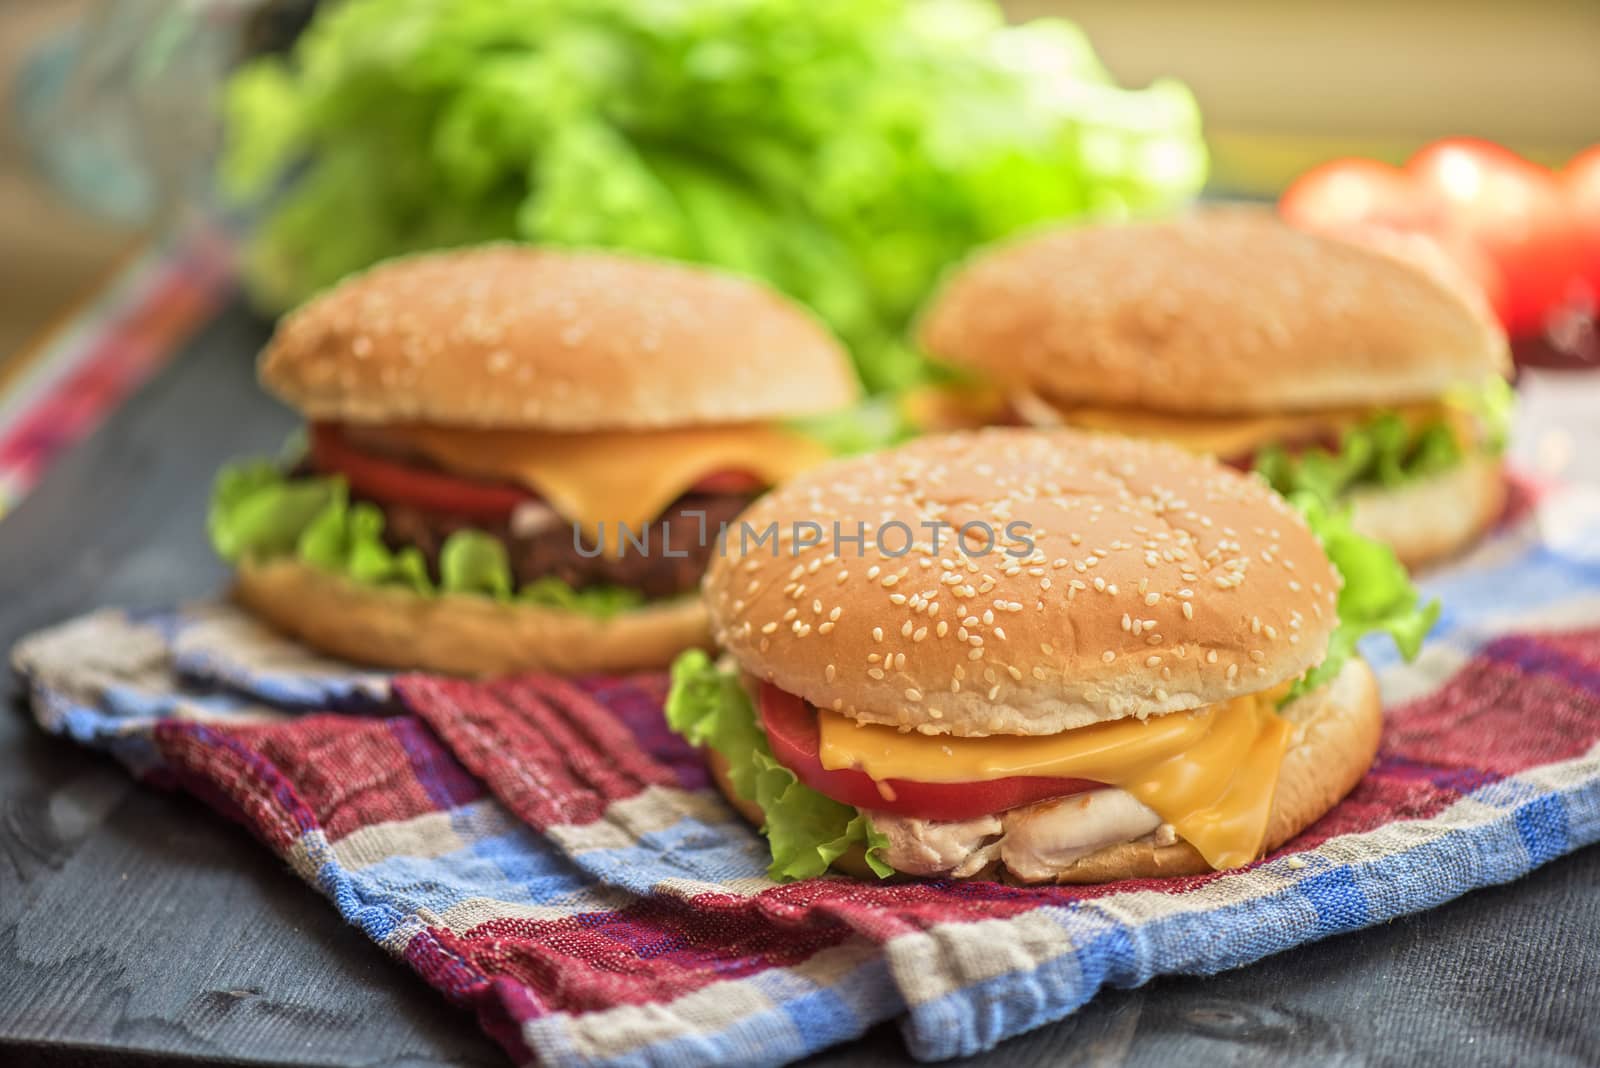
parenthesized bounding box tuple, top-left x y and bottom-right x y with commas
(309, 425, 768, 518)
(310, 424, 532, 518)
(758, 683, 1098, 822)
(689, 469, 767, 494)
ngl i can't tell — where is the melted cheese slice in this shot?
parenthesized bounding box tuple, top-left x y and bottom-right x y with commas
(817, 687, 1294, 870)
(363, 423, 830, 533)
(1015, 392, 1469, 459)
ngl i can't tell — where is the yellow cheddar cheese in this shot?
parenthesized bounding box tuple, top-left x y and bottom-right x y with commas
(363, 423, 830, 533)
(1018, 392, 1471, 460)
(817, 685, 1295, 870)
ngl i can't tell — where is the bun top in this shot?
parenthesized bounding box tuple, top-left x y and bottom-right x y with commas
(704, 428, 1341, 737)
(918, 209, 1509, 415)
(259, 245, 860, 430)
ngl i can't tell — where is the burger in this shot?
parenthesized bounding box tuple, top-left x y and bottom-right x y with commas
(209, 245, 860, 675)
(667, 429, 1433, 882)
(914, 209, 1513, 568)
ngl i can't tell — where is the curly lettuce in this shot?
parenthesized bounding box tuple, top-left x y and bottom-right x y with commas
(1288, 492, 1439, 698)
(209, 461, 647, 617)
(1256, 382, 1511, 506)
(221, 0, 1207, 391)
(666, 650, 892, 881)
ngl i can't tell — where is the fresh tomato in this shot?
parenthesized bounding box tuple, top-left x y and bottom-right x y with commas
(310, 424, 532, 518)
(758, 683, 1098, 822)
(1281, 158, 1506, 322)
(1281, 157, 1440, 233)
(1406, 138, 1580, 336)
(1280, 139, 1595, 339)
(309, 425, 769, 518)
(1566, 146, 1600, 294)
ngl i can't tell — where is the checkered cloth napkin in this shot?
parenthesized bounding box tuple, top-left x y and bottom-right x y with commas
(14, 480, 1600, 1067)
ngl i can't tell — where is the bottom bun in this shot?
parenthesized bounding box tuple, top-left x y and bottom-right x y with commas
(1347, 453, 1504, 570)
(708, 657, 1381, 883)
(233, 557, 710, 676)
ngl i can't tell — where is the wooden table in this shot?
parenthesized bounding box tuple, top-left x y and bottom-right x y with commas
(2, 298, 1598, 1066)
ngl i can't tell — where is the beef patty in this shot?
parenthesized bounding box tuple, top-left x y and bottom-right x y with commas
(374, 491, 753, 600)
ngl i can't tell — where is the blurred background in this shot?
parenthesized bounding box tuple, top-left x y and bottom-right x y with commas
(2, 0, 1597, 376)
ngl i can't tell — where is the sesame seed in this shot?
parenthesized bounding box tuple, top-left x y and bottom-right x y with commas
(1146, 655, 1162, 667)
(872, 627, 884, 642)
(905, 688, 922, 702)
(1144, 592, 1160, 606)
(1102, 651, 1116, 663)
(868, 668, 885, 680)
(825, 664, 836, 682)
(1249, 649, 1266, 662)
(760, 622, 778, 635)
(1227, 663, 1239, 679)
(1206, 650, 1218, 663)
(1007, 665, 1023, 681)
(1182, 603, 1194, 620)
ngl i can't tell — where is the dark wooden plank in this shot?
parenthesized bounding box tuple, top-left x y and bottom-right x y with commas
(0, 303, 502, 1067)
(2, 297, 1598, 1067)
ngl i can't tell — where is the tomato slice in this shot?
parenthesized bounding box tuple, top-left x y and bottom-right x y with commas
(310, 424, 532, 518)
(689, 469, 767, 494)
(758, 683, 1098, 821)
(309, 424, 769, 519)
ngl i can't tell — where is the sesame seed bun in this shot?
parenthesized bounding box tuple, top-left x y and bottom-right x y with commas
(704, 429, 1342, 737)
(918, 208, 1509, 415)
(706, 655, 1381, 882)
(1348, 452, 1506, 570)
(259, 245, 860, 431)
(233, 558, 710, 675)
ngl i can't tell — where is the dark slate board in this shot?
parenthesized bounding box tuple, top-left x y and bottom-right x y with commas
(2, 298, 1597, 1067)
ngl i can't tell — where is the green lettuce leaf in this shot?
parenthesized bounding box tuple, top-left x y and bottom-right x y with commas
(220, 0, 1208, 391)
(1255, 411, 1462, 503)
(210, 460, 648, 618)
(1451, 376, 1515, 454)
(1256, 383, 1510, 506)
(1288, 492, 1439, 698)
(665, 650, 893, 881)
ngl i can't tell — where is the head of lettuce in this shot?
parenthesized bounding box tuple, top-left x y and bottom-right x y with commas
(221, 0, 1207, 391)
